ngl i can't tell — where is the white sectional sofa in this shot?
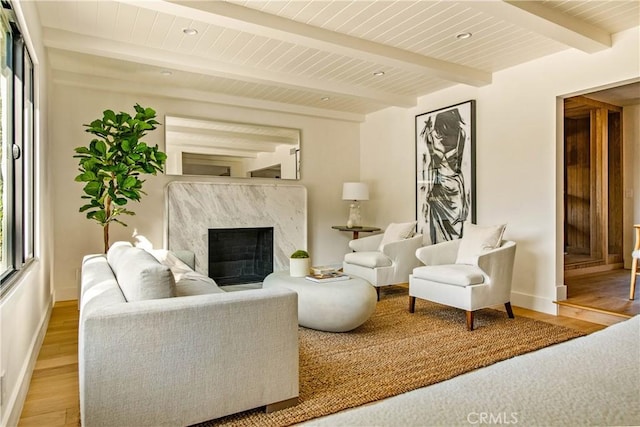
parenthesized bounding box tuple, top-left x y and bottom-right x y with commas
(79, 242, 299, 427)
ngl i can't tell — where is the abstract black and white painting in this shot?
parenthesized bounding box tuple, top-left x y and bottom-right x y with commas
(415, 100, 476, 245)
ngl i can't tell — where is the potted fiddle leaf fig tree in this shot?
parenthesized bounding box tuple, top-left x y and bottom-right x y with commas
(74, 104, 167, 253)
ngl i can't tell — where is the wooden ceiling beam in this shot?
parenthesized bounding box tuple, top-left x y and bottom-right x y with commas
(50, 69, 367, 123)
(471, 1, 611, 53)
(43, 27, 415, 108)
(120, 0, 491, 87)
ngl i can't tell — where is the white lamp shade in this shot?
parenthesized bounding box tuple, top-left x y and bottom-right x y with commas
(342, 182, 369, 201)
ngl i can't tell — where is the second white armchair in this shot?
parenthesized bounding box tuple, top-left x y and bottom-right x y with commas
(409, 224, 516, 331)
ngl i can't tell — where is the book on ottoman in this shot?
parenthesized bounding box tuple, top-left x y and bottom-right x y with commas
(305, 272, 350, 283)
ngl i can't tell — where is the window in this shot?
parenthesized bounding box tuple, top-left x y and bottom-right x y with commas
(1, 1, 35, 288)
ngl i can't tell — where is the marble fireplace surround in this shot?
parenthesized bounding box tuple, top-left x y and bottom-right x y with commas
(165, 181, 307, 276)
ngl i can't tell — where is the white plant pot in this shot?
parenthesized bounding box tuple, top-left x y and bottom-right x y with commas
(290, 258, 310, 277)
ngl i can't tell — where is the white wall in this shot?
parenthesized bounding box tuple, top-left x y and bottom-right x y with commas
(50, 86, 361, 300)
(360, 106, 421, 226)
(360, 27, 640, 314)
(0, 2, 53, 426)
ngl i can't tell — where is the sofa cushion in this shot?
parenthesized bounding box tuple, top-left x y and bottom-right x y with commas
(111, 247, 176, 302)
(413, 264, 485, 287)
(345, 251, 393, 269)
(106, 241, 133, 272)
(456, 223, 506, 265)
(378, 221, 417, 251)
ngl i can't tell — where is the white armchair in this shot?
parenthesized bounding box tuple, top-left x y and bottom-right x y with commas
(343, 232, 423, 300)
(409, 238, 517, 330)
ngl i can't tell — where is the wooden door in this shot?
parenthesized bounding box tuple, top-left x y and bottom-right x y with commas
(564, 96, 623, 272)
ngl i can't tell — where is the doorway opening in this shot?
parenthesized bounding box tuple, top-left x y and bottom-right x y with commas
(559, 81, 640, 324)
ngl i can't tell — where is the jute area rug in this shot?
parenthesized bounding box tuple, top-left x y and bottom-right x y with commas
(200, 289, 584, 426)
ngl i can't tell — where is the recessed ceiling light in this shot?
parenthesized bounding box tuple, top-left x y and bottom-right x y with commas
(456, 32, 472, 40)
(321, 97, 330, 101)
(373, 71, 385, 76)
(160, 70, 173, 76)
(183, 28, 198, 36)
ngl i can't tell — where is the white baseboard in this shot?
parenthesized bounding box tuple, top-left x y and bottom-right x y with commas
(511, 291, 558, 315)
(4, 300, 53, 427)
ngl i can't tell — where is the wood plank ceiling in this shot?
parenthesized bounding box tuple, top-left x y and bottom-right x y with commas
(35, 0, 640, 121)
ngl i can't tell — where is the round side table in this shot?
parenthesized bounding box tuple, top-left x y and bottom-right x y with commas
(331, 225, 381, 240)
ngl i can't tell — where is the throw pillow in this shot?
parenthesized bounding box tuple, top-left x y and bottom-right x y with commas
(148, 249, 194, 282)
(175, 271, 225, 296)
(378, 221, 417, 251)
(455, 223, 506, 265)
(146, 249, 223, 296)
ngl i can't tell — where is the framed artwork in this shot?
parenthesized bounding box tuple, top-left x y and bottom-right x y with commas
(415, 100, 476, 245)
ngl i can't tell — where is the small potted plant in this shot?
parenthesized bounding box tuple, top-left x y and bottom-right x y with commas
(290, 250, 310, 277)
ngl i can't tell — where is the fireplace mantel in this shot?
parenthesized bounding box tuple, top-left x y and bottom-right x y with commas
(165, 182, 307, 275)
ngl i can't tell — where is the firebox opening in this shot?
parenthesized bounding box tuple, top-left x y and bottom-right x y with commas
(208, 227, 274, 286)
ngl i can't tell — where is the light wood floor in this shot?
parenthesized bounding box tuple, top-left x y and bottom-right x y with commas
(19, 301, 79, 427)
(564, 268, 640, 317)
(18, 297, 606, 426)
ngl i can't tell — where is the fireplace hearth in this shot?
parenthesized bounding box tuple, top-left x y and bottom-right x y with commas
(208, 227, 274, 286)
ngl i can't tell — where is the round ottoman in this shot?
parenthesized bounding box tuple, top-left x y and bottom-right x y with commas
(262, 271, 377, 332)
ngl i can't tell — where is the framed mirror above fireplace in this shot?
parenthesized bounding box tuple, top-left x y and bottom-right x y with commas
(164, 115, 301, 180)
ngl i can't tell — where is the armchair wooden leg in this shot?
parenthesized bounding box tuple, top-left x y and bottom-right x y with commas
(504, 302, 515, 319)
(375, 287, 381, 301)
(409, 296, 416, 313)
(630, 257, 638, 300)
(466, 311, 474, 331)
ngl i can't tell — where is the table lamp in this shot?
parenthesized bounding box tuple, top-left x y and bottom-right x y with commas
(342, 182, 369, 228)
